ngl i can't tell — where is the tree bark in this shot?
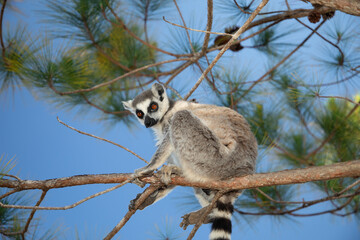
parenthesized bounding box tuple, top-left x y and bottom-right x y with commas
(1, 160, 359, 191)
(304, 0, 360, 16)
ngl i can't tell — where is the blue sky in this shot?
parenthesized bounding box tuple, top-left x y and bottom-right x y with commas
(1, 0, 360, 239)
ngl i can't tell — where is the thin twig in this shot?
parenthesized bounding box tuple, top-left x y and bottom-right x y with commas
(289, 191, 358, 217)
(184, 0, 269, 100)
(306, 99, 360, 159)
(295, 18, 345, 63)
(57, 117, 148, 164)
(207, 19, 281, 53)
(103, 2, 184, 58)
(315, 94, 360, 106)
(173, 0, 195, 54)
(22, 190, 48, 234)
(164, 60, 194, 85)
(233, 0, 287, 15)
(0, 181, 130, 210)
(300, 71, 359, 87)
(0, 173, 22, 181)
(82, 94, 131, 115)
(337, 179, 360, 196)
(201, 0, 213, 54)
(103, 184, 159, 240)
(255, 188, 304, 205)
(81, 15, 131, 72)
(0, 189, 19, 200)
(162, 17, 231, 37)
(53, 57, 192, 95)
(239, 20, 326, 100)
(187, 190, 225, 240)
(236, 189, 360, 216)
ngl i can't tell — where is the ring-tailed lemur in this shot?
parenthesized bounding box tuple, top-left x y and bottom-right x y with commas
(123, 83, 257, 240)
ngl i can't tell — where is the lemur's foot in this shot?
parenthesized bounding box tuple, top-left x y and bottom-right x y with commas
(179, 206, 212, 230)
(156, 165, 182, 185)
(128, 189, 160, 211)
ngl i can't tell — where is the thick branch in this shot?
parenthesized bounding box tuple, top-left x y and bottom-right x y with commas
(1, 160, 359, 191)
(304, 0, 360, 16)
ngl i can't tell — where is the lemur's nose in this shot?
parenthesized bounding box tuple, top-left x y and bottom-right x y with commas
(144, 116, 157, 128)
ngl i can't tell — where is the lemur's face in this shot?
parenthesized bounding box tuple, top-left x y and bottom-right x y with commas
(123, 83, 170, 128)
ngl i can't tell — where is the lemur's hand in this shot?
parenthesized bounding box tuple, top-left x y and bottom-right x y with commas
(131, 166, 155, 187)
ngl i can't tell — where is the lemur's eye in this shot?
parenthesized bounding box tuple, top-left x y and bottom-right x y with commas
(151, 103, 158, 110)
(136, 110, 144, 119)
(149, 102, 158, 112)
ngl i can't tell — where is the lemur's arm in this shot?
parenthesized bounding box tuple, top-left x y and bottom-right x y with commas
(134, 133, 173, 176)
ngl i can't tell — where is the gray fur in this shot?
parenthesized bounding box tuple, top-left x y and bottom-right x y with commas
(132, 89, 153, 107)
(123, 83, 257, 240)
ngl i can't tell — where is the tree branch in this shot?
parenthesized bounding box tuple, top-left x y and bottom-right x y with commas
(57, 117, 148, 164)
(303, 0, 360, 16)
(1, 160, 359, 191)
(103, 184, 159, 240)
(184, 0, 269, 100)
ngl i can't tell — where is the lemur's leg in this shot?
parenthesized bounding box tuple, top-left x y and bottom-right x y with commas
(180, 190, 243, 230)
(170, 110, 225, 180)
(129, 185, 176, 210)
(194, 188, 215, 207)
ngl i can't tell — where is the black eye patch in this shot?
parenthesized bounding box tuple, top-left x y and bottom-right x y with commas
(148, 102, 158, 112)
(136, 110, 144, 119)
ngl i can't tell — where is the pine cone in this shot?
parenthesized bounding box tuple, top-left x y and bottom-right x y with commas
(230, 43, 244, 52)
(322, 11, 335, 20)
(308, 11, 321, 23)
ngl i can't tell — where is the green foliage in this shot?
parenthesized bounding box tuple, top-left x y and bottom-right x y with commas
(43, 0, 109, 41)
(252, 25, 297, 57)
(247, 103, 281, 147)
(0, 156, 60, 239)
(315, 98, 360, 162)
(149, 216, 184, 240)
(102, 24, 156, 70)
(131, 0, 173, 21)
(236, 185, 294, 215)
(0, 26, 38, 94)
(214, 0, 251, 24)
(166, 20, 204, 54)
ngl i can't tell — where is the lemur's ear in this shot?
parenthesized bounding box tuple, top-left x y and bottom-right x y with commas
(151, 83, 167, 102)
(122, 100, 133, 111)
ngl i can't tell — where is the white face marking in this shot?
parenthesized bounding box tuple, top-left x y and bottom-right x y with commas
(133, 97, 169, 127)
(134, 99, 151, 125)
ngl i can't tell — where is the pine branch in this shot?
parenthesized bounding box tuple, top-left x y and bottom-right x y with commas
(236, 186, 359, 217)
(50, 57, 192, 95)
(103, 3, 184, 58)
(239, 20, 325, 100)
(184, 0, 269, 100)
(1, 160, 359, 192)
(303, 0, 360, 16)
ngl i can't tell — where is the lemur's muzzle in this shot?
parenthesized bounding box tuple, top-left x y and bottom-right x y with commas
(144, 116, 158, 128)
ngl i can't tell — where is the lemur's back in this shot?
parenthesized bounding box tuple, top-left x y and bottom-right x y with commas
(173, 102, 257, 180)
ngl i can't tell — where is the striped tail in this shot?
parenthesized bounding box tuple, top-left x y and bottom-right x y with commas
(209, 200, 234, 240)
